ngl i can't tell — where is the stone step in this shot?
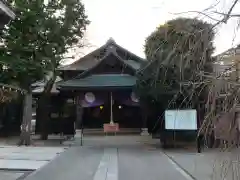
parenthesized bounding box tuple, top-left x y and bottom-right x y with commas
(81, 128, 141, 136)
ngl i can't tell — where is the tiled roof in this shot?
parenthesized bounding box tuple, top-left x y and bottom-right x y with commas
(124, 60, 141, 70)
(58, 38, 145, 71)
(57, 74, 137, 90)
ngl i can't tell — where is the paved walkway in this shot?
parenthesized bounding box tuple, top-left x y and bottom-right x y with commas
(0, 146, 66, 170)
(24, 146, 194, 180)
(23, 136, 194, 180)
(2, 135, 236, 180)
(0, 171, 26, 180)
(0, 146, 67, 180)
(165, 149, 240, 180)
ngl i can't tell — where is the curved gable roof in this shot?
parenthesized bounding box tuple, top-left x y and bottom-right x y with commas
(58, 38, 145, 71)
(74, 47, 139, 79)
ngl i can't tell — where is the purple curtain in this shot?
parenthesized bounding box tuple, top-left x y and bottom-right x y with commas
(113, 92, 139, 106)
(76, 91, 140, 107)
(76, 92, 106, 108)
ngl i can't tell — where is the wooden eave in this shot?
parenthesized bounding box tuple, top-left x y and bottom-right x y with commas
(57, 38, 146, 72)
(74, 48, 139, 79)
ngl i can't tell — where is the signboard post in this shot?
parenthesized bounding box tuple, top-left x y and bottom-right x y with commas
(164, 109, 199, 151)
(165, 109, 197, 130)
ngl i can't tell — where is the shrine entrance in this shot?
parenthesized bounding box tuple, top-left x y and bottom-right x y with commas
(56, 39, 149, 135)
(82, 101, 142, 129)
(112, 103, 142, 129)
(33, 38, 150, 138)
(82, 105, 109, 129)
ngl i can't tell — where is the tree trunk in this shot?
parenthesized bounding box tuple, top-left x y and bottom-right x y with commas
(39, 74, 56, 140)
(18, 91, 32, 146)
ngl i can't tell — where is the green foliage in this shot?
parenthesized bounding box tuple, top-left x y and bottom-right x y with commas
(145, 18, 214, 66)
(0, 0, 89, 90)
(137, 17, 215, 104)
(136, 62, 179, 101)
(0, 0, 46, 89)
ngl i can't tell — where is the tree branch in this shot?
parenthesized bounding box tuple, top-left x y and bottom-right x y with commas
(172, 11, 221, 22)
(213, 0, 239, 27)
(213, 11, 240, 18)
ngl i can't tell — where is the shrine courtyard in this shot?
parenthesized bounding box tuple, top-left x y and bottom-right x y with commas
(22, 135, 227, 180)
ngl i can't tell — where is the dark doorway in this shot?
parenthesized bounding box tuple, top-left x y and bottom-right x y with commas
(83, 100, 142, 129)
(82, 101, 142, 129)
(82, 105, 110, 128)
(112, 102, 141, 129)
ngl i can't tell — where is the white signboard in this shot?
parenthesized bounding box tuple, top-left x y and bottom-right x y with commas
(165, 109, 197, 130)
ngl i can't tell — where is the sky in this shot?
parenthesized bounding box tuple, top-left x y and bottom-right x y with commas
(67, 0, 240, 64)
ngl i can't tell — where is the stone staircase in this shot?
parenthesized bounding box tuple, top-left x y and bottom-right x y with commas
(82, 128, 141, 136)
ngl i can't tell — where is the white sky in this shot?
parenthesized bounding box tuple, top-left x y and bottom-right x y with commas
(67, 0, 240, 64)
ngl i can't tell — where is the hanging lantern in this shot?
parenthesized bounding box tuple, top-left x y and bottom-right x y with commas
(131, 92, 139, 103)
(85, 92, 95, 103)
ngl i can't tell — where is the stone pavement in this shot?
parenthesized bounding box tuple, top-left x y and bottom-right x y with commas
(0, 171, 26, 180)
(25, 147, 103, 180)
(0, 135, 67, 147)
(165, 149, 240, 180)
(118, 147, 191, 180)
(24, 135, 196, 180)
(0, 146, 66, 170)
(63, 134, 161, 148)
(0, 146, 67, 180)
(2, 135, 237, 180)
(25, 146, 194, 180)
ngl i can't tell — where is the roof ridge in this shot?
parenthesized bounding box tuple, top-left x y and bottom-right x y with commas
(58, 38, 145, 71)
(71, 51, 136, 80)
(65, 37, 116, 66)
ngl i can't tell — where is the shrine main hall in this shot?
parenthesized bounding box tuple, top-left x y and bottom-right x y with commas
(33, 38, 150, 136)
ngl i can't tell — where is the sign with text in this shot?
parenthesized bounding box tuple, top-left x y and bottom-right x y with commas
(104, 123, 119, 133)
(165, 109, 197, 130)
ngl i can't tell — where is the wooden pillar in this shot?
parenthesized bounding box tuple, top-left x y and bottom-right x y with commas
(75, 96, 84, 130)
(140, 103, 149, 136)
(110, 92, 114, 124)
(73, 95, 84, 145)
